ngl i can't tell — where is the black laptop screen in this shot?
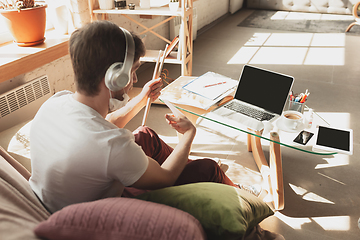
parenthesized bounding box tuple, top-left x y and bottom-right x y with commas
(234, 65, 294, 115)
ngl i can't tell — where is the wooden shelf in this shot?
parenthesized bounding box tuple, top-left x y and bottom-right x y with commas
(93, 6, 182, 16)
(89, 0, 193, 76)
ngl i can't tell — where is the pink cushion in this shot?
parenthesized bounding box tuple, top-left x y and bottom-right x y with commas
(34, 197, 206, 240)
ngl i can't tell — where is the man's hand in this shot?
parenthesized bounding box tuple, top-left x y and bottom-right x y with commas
(165, 114, 196, 135)
(142, 78, 162, 102)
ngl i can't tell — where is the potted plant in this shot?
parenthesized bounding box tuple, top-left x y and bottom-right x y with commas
(0, 0, 47, 46)
(169, 0, 179, 12)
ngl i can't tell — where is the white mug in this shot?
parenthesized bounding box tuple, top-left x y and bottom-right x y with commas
(282, 110, 304, 130)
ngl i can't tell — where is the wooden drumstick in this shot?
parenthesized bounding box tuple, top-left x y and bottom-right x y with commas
(142, 44, 170, 126)
(141, 51, 162, 126)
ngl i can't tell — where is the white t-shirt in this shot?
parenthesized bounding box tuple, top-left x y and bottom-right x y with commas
(29, 91, 148, 213)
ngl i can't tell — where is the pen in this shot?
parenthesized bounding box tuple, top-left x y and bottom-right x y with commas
(204, 81, 227, 88)
(300, 92, 310, 103)
(289, 91, 294, 101)
(295, 95, 301, 102)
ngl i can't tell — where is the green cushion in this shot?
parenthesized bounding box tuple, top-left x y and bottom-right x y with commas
(135, 182, 274, 240)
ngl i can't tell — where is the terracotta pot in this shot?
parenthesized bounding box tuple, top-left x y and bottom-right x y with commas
(0, 4, 47, 46)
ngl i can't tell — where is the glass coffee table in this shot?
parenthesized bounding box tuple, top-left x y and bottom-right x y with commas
(158, 76, 337, 210)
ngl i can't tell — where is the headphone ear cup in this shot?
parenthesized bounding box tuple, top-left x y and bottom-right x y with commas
(105, 62, 130, 91)
(104, 27, 135, 92)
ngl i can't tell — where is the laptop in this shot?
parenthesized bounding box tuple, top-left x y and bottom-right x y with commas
(206, 65, 294, 131)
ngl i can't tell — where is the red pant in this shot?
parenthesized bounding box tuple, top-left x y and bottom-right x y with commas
(122, 126, 237, 197)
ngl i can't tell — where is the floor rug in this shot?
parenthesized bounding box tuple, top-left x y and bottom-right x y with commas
(238, 10, 360, 35)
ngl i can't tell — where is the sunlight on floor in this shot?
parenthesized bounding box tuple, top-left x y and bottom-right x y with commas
(264, 33, 313, 46)
(317, 172, 346, 185)
(289, 183, 335, 204)
(274, 212, 311, 229)
(251, 47, 308, 65)
(316, 154, 349, 170)
(312, 216, 350, 231)
(227, 33, 346, 65)
(275, 212, 350, 231)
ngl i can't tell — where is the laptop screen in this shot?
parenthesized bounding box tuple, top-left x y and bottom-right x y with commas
(234, 65, 294, 115)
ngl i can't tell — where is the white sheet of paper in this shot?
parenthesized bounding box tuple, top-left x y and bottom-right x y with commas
(163, 99, 184, 118)
(182, 72, 238, 100)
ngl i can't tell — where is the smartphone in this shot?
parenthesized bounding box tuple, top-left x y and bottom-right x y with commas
(293, 130, 314, 145)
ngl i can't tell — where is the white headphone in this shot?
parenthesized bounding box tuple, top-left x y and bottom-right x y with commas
(104, 27, 135, 92)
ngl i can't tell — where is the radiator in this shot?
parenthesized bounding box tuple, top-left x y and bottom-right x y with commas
(0, 75, 52, 132)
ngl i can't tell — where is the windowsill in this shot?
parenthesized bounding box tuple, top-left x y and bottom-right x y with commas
(0, 29, 70, 83)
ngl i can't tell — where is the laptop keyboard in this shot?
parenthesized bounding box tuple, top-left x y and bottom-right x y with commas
(224, 101, 275, 121)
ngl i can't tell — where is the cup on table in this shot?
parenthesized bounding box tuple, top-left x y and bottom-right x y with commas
(282, 110, 304, 130)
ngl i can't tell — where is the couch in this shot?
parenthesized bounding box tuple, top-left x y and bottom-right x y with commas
(0, 143, 285, 240)
(0, 146, 207, 240)
(246, 0, 356, 15)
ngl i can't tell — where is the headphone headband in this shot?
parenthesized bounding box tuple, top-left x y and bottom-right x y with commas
(105, 27, 135, 92)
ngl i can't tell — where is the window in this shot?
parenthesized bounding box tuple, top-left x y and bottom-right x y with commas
(0, 15, 13, 44)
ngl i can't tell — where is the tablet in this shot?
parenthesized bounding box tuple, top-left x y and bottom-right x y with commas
(313, 126, 353, 155)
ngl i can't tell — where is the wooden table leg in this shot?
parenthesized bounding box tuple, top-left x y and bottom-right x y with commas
(269, 132, 284, 210)
(247, 133, 252, 152)
(247, 130, 284, 210)
(247, 130, 269, 175)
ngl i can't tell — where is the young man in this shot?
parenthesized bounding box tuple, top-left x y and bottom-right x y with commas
(29, 21, 242, 214)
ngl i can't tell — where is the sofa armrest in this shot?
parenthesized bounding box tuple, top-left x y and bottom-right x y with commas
(0, 150, 50, 240)
(0, 145, 31, 180)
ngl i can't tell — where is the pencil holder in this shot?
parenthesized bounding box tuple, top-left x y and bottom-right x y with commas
(288, 99, 305, 113)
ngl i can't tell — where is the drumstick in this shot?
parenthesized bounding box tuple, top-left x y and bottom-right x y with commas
(157, 46, 167, 79)
(141, 50, 162, 126)
(142, 44, 169, 126)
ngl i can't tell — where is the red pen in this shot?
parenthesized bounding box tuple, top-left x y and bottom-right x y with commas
(204, 81, 227, 88)
(289, 91, 294, 101)
(300, 92, 310, 103)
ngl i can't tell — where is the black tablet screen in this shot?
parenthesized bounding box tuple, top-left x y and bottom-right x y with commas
(316, 126, 350, 151)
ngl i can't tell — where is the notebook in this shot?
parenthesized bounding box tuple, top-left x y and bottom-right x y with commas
(206, 65, 294, 131)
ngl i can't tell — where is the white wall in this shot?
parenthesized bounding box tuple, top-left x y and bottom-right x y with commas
(194, 0, 229, 31)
